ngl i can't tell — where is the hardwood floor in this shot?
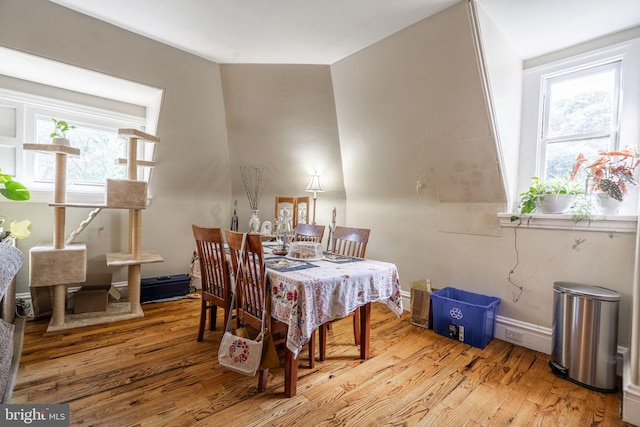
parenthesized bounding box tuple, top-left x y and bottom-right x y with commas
(12, 294, 630, 427)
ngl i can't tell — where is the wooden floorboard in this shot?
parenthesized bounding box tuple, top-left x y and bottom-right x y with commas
(11, 294, 631, 427)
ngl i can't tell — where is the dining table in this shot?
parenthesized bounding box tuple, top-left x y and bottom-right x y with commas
(261, 241, 403, 397)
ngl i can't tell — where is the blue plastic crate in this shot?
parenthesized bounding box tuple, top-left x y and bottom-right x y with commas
(431, 287, 501, 349)
(141, 274, 190, 303)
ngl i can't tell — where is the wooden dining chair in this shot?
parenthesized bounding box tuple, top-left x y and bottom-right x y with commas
(319, 226, 371, 361)
(192, 225, 230, 342)
(224, 230, 315, 392)
(275, 196, 295, 220)
(292, 223, 325, 243)
(295, 196, 310, 225)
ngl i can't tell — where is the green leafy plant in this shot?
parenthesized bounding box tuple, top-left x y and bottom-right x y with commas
(518, 176, 582, 214)
(49, 118, 75, 139)
(0, 169, 30, 201)
(0, 168, 31, 239)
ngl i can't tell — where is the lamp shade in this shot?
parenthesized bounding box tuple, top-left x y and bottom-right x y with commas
(305, 174, 325, 193)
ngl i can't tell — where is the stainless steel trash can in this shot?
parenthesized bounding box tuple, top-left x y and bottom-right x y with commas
(549, 281, 620, 393)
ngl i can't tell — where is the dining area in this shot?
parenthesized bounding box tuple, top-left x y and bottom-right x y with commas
(191, 219, 403, 398)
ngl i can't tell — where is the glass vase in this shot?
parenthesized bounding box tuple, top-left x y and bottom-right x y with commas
(248, 209, 261, 233)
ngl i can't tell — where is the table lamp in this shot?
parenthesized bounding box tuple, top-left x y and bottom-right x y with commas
(305, 174, 325, 225)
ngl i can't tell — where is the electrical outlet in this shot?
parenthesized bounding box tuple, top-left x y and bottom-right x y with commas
(505, 328, 523, 342)
(458, 325, 465, 342)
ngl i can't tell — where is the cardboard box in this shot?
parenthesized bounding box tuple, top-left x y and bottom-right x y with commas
(411, 288, 431, 328)
(72, 274, 121, 314)
(74, 289, 108, 314)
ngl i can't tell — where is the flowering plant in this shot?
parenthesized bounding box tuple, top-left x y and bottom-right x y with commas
(571, 147, 640, 201)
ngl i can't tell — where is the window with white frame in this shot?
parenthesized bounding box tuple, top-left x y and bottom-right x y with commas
(0, 89, 148, 199)
(540, 60, 622, 180)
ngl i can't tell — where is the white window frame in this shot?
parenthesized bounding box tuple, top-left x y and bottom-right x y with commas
(538, 60, 623, 179)
(0, 98, 24, 178)
(0, 88, 148, 203)
(516, 36, 640, 223)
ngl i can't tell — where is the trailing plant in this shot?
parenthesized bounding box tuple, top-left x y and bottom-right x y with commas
(518, 176, 582, 214)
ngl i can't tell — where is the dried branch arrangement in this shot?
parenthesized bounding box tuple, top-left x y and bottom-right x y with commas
(240, 164, 271, 210)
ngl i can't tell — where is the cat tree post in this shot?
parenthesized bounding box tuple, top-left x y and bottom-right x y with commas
(23, 142, 86, 330)
(51, 151, 67, 327)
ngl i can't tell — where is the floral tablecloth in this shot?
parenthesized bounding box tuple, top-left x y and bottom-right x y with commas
(264, 248, 403, 358)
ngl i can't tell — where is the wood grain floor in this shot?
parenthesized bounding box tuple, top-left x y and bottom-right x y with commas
(12, 294, 630, 427)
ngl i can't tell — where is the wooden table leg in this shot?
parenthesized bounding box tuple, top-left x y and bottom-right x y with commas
(284, 347, 298, 397)
(360, 302, 371, 359)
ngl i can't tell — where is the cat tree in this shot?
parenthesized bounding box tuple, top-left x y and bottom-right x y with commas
(24, 129, 163, 332)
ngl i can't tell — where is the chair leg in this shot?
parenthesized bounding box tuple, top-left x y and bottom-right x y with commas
(319, 324, 327, 361)
(308, 329, 315, 369)
(257, 369, 269, 392)
(209, 305, 217, 331)
(353, 308, 361, 346)
(197, 300, 206, 342)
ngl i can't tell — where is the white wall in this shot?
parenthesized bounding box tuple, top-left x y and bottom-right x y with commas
(0, 0, 231, 290)
(330, 1, 634, 346)
(219, 64, 346, 239)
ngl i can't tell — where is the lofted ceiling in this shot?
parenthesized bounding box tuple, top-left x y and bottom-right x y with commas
(49, 0, 640, 64)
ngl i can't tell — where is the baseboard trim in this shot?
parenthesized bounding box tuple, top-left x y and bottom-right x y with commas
(623, 349, 640, 424)
(495, 315, 552, 354)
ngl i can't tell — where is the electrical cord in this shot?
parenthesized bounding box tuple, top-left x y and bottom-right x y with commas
(14, 299, 31, 318)
(507, 218, 524, 303)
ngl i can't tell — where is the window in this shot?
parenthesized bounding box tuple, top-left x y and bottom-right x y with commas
(540, 60, 622, 179)
(0, 89, 148, 199)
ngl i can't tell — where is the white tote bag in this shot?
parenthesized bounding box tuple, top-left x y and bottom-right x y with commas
(218, 233, 266, 376)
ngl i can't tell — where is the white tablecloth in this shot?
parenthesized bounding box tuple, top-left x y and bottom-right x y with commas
(264, 246, 403, 357)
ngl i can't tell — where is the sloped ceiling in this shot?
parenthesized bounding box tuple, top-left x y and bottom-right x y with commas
(49, 0, 640, 64)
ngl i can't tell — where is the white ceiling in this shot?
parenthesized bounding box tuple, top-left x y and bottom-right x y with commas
(50, 0, 640, 64)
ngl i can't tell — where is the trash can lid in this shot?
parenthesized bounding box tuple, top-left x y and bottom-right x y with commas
(553, 281, 620, 301)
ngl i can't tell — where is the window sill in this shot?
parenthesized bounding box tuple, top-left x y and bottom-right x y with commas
(498, 212, 638, 233)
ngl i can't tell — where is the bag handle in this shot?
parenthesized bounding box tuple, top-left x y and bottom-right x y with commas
(224, 233, 268, 337)
(224, 233, 246, 333)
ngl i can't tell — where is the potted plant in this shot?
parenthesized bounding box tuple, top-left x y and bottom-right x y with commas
(50, 118, 75, 146)
(0, 169, 31, 240)
(571, 146, 640, 214)
(518, 176, 583, 214)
